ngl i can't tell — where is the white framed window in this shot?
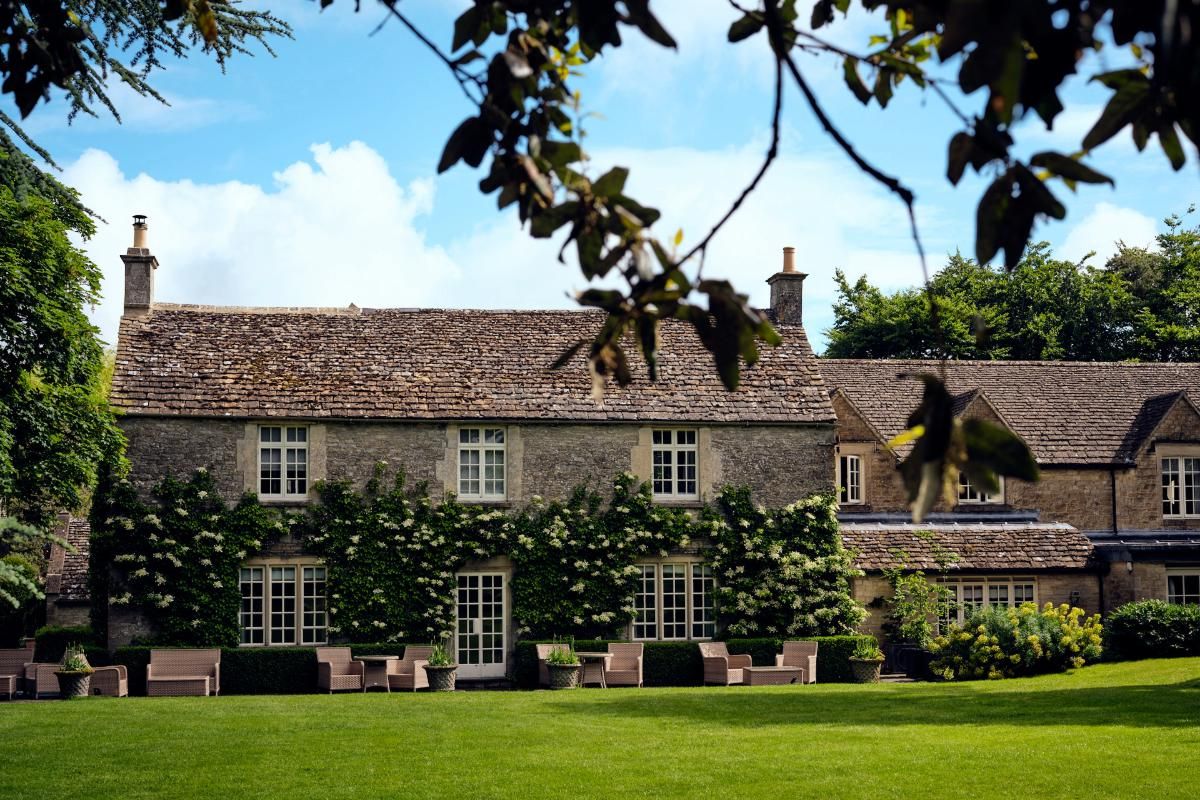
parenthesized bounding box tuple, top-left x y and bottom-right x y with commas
(691, 564, 715, 639)
(939, 577, 1037, 631)
(259, 425, 308, 499)
(633, 560, 715, 641)
(240, 562, 327, 646)
(1162, 456, 1200, 518)
(459, 428, 506, 500)
(652, 429, 698, 500)
(1167, 570, 1200, 604)
(837, 454, 863, 504)
(958, 472, 1003, 504)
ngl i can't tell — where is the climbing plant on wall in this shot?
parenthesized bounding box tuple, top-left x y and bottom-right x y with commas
(706, 488, 865, 637)
(509, 474, 693, 640)
(90, 467, 284, 646)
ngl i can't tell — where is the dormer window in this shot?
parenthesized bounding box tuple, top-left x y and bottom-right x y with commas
(958, 472, 1002, 505)
(837, 454, 863, 504)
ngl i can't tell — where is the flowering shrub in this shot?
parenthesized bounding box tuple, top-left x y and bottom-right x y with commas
(707, 488, 865, 637)
(929, 603, 1103, 680)
(510, 475, 692, 639)
(90, 468, 284, 646)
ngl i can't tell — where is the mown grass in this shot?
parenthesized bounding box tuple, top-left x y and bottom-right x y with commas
(1, 658, 1197, 799)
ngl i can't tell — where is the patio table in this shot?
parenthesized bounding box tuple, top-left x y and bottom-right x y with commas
(743, 666, 802, 686)
(576, 652, 614, 688)
(355, 655, 398, 692)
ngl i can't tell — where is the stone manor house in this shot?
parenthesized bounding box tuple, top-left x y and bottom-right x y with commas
(56, 219, 1198, 671)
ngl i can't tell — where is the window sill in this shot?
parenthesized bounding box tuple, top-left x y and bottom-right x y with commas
(652, 499, 704, 509)
(258, 497, 311, 507)
(459, 498, 511, 508)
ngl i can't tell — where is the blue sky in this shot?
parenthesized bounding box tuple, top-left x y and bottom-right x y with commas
(8, 1, 1197, 352)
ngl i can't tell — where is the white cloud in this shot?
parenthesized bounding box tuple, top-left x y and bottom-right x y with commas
(1056, 202, 1159, 266)
(68, 137, 927, 353)
(64, 142, 460, 347)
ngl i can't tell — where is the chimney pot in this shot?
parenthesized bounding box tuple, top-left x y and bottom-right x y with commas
(132, 214, 148, 249)
(782, 246, 796, 273)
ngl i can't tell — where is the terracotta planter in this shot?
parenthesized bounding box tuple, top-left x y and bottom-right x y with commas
(55, 671, 93, 699)
(546, 663, 580, 689)
(423, 664, 458, 692)
(849, 658, 884, 684)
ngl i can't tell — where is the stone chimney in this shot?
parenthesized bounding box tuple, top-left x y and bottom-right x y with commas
(766, 245, 806, 325)
(121, 214, 158, 316)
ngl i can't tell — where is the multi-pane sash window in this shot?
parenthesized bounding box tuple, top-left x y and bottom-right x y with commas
(691, 564, 715, 639)
(633, 565, 657, 640)
(838, 454, 863, 504)
(259, 426, 308, 498)
(652, 429, 698, 500)
(633, 561, 716, 641)
(240, 563, 327, 646)
(958, 472, 1002, 504)
(940, 578, 1037, 631)
(459, 428, 506, 500)
(1167, 570, 1200, 604)
(1162, 457, 1200, 517)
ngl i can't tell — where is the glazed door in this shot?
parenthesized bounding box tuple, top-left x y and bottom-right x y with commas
(455, 573, 507, 679)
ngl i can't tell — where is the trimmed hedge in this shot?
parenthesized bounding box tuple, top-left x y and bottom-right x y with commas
(113, 643, 419, 696)
(33, 625, 102, 663)
(513, 635, 873, 688)
(1104, 600, 1200, 661)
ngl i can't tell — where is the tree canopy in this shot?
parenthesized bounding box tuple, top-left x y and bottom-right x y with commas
(826, 210, 1200, 362)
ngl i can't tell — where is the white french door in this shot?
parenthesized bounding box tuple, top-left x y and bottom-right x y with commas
(455, 573, 507, 679)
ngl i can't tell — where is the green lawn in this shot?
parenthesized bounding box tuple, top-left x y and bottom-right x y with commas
(2, 658, 1198, 799)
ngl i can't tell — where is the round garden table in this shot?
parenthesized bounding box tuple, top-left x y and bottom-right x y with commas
(576, 652, 613, 688)
(355, 655, 398, 692)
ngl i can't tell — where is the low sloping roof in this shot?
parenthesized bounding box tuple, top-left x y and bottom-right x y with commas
(841, 521, 1094, 571)
(113, 306, 834, 424)
(45, 518, 90, 602)
(820, 359, 1200, 465)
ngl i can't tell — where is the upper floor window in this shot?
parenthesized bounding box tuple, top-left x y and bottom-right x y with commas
(958, 471, 1002, 504)
(259, 426, 307, 499)
(459, 427, 505, 501)
(1167, 570, 1199, 605)
(652, 429, 698, 500)
(240, 563, 327, 646)
(633, 562, 715, 641)
(1161, 456, 1200, 518)
(838, 454, 863, 505)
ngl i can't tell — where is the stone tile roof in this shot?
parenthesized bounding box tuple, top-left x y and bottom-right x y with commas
(840, 521, 1094, 571)
(113, 306, 834, 424)
(57, 519, 91, 602)
(820, 359, 1200, 465)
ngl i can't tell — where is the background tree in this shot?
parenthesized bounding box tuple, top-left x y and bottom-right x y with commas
(827, 210, 1200, 362)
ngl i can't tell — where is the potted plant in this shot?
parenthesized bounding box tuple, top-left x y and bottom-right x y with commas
(422, 641, 458, 692)
(849, 639, 886, 684)
(54, 643, 95, 699)
(544, 642, 580, 689)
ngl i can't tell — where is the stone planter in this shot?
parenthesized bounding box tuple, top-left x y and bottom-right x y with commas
(55, 671, 93, 699)
(423, 664, 458, 692)
(849, 657, 884, 684)
(546, 662, 580, 690)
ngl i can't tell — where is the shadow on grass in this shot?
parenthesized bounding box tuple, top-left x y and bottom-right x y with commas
(547, 677, 1200, 730)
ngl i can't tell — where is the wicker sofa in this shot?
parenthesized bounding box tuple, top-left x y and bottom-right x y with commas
(147, 649, 220, 697)
(0, 643, 34, 699)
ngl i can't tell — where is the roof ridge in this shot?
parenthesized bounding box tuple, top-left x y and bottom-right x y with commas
(820, 357, 1200, 367)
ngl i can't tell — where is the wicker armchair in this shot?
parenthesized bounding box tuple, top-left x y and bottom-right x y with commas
(0, 644, 34, 699)
(775, 640, 818, 684)
(698, 642, 752, 685)
(604, 643, 643, 687)
(316, 647, 365, 693)
(536, 643, 572, 688)
(147, 649, 220, 696)
(387, 646, 433, 691)
(24, 662, 63, 698)
(91, 665, 129, 697)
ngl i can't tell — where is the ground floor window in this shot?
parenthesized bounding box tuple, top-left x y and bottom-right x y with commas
(240, 563, 327, 646)
(633, 562, 715, 641)
(938, 577, 1037, 632)
(1167, 570, 1200, 605)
